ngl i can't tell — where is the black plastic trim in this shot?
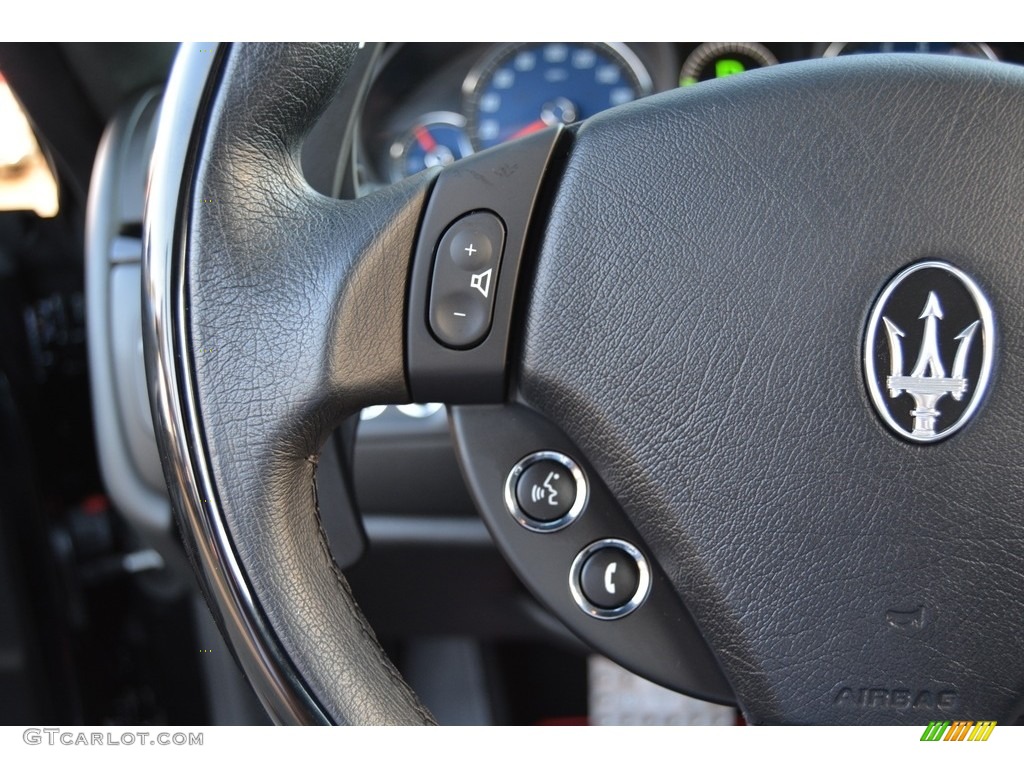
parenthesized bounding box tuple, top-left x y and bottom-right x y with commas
(407, 126, 566, 403)
(450, 403, 735, 705)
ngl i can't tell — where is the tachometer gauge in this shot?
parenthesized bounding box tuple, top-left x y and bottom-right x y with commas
(389, 112, 473, 182)
(464, 42, 652, 151)
(823, 42, 997, 60)
(680, 42, 778, 86)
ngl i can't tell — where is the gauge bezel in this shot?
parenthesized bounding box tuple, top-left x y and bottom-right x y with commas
(462, 42, 653, 152)
(821, 42, 998, 60)
(679, 42, 779, 85)
(387, 110, 474, 184)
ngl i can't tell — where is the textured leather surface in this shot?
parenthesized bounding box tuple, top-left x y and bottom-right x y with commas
(518, 55, 1024, 724)
(187, 44, 434, 724)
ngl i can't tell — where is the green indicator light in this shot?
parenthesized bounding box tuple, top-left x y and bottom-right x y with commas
(679, 75, 698, 87)
(715, 58, 746, 78)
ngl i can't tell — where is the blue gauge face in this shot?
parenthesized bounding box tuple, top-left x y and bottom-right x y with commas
(466, 43, 650, 151)
(390, 112, 473, 182)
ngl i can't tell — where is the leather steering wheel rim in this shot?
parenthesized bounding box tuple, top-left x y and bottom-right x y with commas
(145, 42, 435, 724)
(145, 42, 1024, 725)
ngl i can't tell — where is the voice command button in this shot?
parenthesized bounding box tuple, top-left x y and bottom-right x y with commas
(504, 451, 588, 533)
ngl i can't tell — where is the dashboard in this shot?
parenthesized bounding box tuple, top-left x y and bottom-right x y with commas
(353, 42, 1015, 194)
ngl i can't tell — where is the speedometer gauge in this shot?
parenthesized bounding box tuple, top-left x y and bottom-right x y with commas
(464, 42, 651, 151)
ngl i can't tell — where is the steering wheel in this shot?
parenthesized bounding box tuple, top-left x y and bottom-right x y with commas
(144, 43, 1024, 725)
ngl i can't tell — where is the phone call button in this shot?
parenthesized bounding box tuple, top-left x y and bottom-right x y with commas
(581, 547, 641, 610)
(570, 539, 651, 620)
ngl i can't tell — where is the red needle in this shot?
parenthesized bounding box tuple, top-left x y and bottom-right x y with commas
(413, 125, 437, 152)
(509, 119, 548, 140)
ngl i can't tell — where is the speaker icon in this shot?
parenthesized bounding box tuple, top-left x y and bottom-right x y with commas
(470, 268, 492, 298)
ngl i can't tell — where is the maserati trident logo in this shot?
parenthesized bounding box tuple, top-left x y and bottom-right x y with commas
(864, 262, 994, 443)
(883, 291, 978, 436)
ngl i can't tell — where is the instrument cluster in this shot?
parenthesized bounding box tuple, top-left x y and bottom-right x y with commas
(354, 42, 1009, 194)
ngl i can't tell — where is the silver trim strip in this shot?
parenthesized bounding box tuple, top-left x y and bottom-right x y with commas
(86, 88, 173, 538)
(569, 538, 651, 620)
(503, 450, 588, 533)
(142, 42, 329, 725)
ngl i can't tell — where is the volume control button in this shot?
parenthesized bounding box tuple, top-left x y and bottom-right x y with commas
(428, 211, 506, 349)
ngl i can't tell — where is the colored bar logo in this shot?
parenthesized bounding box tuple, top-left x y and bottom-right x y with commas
(921, 721, 996, 741)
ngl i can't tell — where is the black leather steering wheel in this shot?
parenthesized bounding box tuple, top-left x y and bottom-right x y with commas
(144, 42, 1024, 725)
